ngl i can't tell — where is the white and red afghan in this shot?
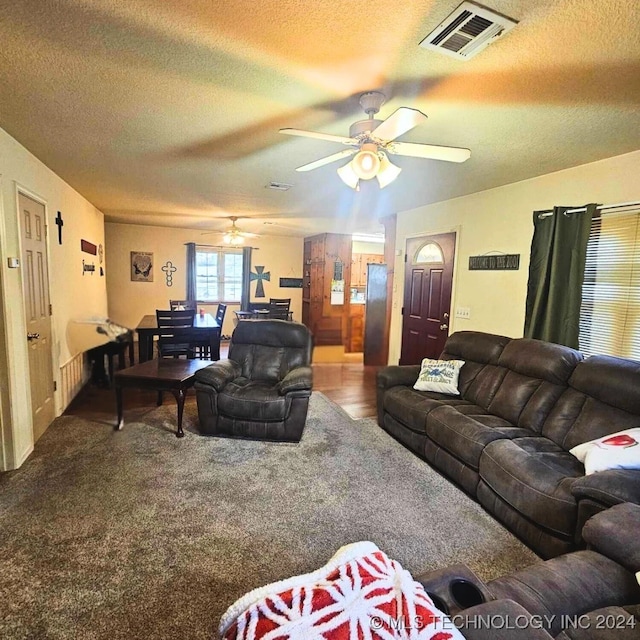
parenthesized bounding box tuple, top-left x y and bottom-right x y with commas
(219, 541, 465, 640)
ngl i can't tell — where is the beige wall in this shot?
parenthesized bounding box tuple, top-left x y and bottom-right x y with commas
(0, 127, 107, 469)
(389, 150, 640, 364)
(105, 222, 303, 340)
(352, 240, 384, 255)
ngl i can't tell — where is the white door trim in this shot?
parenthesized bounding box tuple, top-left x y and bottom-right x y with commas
(15, 182, 57, 448)
(0, 174, 16, 470)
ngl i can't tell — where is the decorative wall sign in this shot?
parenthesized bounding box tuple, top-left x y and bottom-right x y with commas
(81, 239, 97, 255)
(131, 251, 154, 281)
(55, 211, 64, 245)
(161, 261, 177, 287)
(250, 266, 270, 298)
(469, 254, 520, 271)
(280, 277, 303, 288)
(98, 244, 104, 263)
(82, 260, 95, 275)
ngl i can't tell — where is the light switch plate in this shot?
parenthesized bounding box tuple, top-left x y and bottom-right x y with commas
(455, 307, 471, 319)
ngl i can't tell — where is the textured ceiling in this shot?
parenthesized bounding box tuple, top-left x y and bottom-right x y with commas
(0, 0, 639, 238)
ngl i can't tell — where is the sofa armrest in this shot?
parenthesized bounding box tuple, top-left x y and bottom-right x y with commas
(454, 600, 555, 640)
(193, 359, 242, 392)
(277, 366, 313, 394)
(571, 469, 640, 508)
(377, 365, 421, 389)
(582, 502, 640, 573)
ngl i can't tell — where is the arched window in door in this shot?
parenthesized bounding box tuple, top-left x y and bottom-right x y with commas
(414, 242, 444, 264)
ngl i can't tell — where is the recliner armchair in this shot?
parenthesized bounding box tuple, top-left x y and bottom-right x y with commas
(193, 319, 313, 441)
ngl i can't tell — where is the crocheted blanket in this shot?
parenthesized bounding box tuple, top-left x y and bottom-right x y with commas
(219, 541, 465, 640)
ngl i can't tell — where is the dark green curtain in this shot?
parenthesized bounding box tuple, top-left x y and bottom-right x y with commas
(186, 242, 197, 302)
(524, 203, 597, 348)
(240, 247, 252, 311)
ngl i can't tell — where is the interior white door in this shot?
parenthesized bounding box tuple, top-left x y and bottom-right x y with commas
(18, 192, 55, 441)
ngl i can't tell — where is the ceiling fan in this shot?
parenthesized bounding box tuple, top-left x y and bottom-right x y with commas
(280, 91, 471, 189)
(202, 216, 259, 245)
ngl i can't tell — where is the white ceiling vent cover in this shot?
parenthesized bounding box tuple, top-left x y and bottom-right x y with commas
(419, 1, 517, 60)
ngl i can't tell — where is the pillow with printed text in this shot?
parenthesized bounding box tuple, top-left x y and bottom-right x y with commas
(413, 358, 465, 395)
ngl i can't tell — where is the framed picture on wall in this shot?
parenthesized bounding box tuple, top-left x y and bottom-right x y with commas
(130, 251, 154, 282)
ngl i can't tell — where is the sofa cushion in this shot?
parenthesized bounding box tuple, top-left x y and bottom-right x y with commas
(542, 356, 640, 450)
(218, 378, 288, 421)
(229, 320, 312, 383)
(441, 331, 511, 404)
(441, 330, 511, 365)
(383, 386, 473, 433)
(427, 405, 531, 470)
(479, 437, 585, 537)
(488, 551, 640, 637)
(484, 339, 582, 432)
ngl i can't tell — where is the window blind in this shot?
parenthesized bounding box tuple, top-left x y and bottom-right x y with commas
(578, 206, 640, 360)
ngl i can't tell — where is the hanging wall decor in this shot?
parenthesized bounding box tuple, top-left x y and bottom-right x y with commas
(161, 261, 177, 287)
(279, 277, 303, 288)
(250, 266, 270, 298)
(82, 260, 95, 275)
(468, 253, 520, 270)
(81, 239, 97, 255)
(55, 211, 64, 245)
(131, 251, 154, 282)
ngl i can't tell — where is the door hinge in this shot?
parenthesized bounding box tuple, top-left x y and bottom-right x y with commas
(404, 253, 407, 262)
(49, 303, 53, 316)
(401, 306, 405, 316)
(53, 380, 57, 392)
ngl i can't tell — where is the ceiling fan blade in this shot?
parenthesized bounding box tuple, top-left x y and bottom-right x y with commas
(371, 107, 427, 142)
(279, 128, 355, 146)
(389, 141, 471, 163)
(296, 149, 356, 172)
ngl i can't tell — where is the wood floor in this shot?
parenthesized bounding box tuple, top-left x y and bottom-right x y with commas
(65, 348, 380, 423)
(312, 363, 379, 419)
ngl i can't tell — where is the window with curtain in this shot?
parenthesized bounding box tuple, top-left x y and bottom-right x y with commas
(579, 206, 640, 360)
(195, 247, 243, 302)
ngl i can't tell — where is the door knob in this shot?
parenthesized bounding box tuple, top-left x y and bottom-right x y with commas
(439, 324, 448, 331)
(443, 312, 449, 319)
(27, 332, 40, 340)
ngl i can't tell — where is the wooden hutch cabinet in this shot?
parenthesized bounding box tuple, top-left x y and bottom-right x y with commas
(302, 233, 352, 346)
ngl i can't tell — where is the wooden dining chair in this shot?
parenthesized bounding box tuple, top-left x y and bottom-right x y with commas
(268, 298, 292, 320)
(191, 303, 226, 360)
(156, 309, 196, 358)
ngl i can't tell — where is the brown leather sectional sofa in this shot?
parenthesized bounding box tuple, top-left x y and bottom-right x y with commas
(417, 502, 640, 639)
(377, 331, 640, 558)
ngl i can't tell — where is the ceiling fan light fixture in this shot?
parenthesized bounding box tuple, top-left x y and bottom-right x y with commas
(351, 143, 381, 180)
(223, 231, 244, 245)
(337, 161, 360, 189)
(377, 152, 402, 188)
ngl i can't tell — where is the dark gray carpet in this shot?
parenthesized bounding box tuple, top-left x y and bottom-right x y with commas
(0, 392, 537, 639)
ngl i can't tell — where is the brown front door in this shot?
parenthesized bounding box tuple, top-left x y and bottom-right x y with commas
(400, 232, 455, 365)
(18, 192, 55, 441)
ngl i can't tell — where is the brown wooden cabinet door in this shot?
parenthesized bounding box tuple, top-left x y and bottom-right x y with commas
(400, 232, 455, 365)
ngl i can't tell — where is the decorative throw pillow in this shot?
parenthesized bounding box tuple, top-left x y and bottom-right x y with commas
(570, 428, 640, 475)
(413, 358, 465, 395)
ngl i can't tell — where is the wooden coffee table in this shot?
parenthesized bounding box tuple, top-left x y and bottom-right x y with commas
(114, 358, 214, 438)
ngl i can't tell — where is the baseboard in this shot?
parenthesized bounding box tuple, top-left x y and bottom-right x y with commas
(16, 443, 34, 469)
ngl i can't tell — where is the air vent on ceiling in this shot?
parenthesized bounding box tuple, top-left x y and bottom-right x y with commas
(419, 1, 517, 60)
(266, 181, 293, 191)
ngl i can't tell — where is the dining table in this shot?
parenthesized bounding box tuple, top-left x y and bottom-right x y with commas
(135, 313, 220, 362)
